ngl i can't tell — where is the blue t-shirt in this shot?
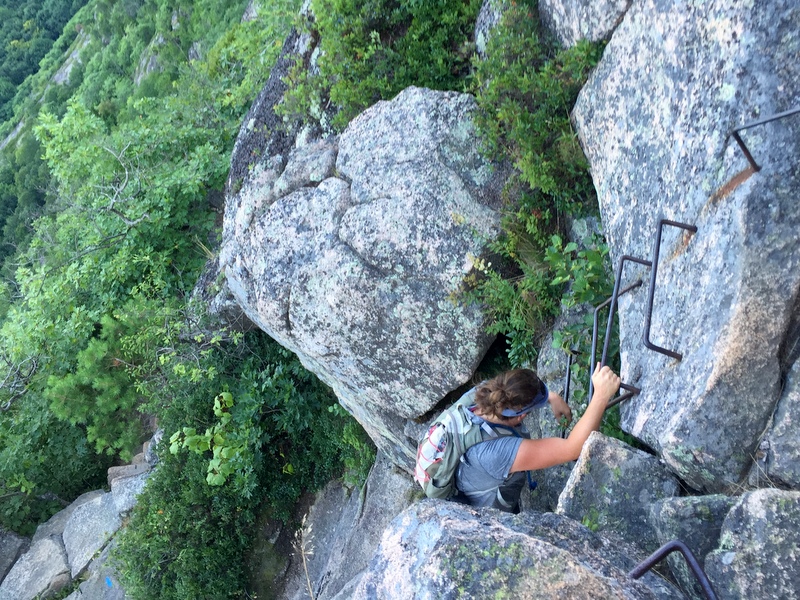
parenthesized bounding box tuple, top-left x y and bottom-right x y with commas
(453, 387, 531, 511)
(456, 435, 526, 510)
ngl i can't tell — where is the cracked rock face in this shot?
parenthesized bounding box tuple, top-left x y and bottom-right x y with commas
(343, 500, 680, 600)
(759, 359, 800, 488)
(221, 87, 507, 468)
(573, 0, 800, 492)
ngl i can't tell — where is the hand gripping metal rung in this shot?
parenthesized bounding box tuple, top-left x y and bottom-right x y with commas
(590, 277, 645, 409)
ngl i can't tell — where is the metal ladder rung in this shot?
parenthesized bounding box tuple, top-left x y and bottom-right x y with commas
(730, 106, 800, 172)
(628, 539, 718, 600)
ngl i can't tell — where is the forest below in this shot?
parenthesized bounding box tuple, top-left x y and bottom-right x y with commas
(0, 0, 611, 597)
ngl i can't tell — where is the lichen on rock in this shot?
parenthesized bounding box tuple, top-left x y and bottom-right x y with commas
(221, 86, 509, 468)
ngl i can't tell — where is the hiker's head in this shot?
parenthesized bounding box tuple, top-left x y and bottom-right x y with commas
(475, 369, 548, 421)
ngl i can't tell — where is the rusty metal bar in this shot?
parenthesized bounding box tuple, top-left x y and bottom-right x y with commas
(628, 539, 718, 600)
(588, 279, 644, 404)
(607, 385, 640, 409)
(730, 106, 800, 172)
(643, 219, 698, 361)
(561, 351, 573, 439)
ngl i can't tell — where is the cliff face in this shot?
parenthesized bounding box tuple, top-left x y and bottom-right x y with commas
(4, 0, 797, 598)
(572, 0, 800, 495)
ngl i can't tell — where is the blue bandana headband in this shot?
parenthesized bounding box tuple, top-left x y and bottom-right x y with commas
(500, 382, 549, 417)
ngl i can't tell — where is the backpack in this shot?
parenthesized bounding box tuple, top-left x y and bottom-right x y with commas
(415, 387, 538, 500)
(414, 391, 483, 499)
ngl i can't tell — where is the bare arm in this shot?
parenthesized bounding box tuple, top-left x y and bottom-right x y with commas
(510, 364, 620, 472)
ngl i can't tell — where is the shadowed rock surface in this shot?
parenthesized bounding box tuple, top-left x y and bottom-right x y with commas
(758, 360, 800, 488)
(0, 529, 27, 583)
(705, 489, 800, 599)
(278, 452, 418, 600)
(557, 432, 680, 553)
(649, 495, 736, 600)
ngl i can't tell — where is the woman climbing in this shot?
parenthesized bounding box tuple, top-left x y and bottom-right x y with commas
(415, 363, 620, 512)
(452, 363, 621, 512)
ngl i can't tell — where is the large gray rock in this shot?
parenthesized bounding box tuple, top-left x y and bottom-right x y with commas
(32, 490, 104, 545)
(343, 500, 681, 599)
(539, 0, 632, 48)
(0, 528, 28, 583)
(62, 492, 122, 578)
(278, 452, 417, 600)
(557, 432, 679, 553)
(649, 495, 735, 600)
(572, 0, 800, 492)
(63, 540, 126, 600)
(221, 87, 507, 468)
(705, 489, 800, 600)
(110, 471, 150, 516)
(0, 536, 70, 600)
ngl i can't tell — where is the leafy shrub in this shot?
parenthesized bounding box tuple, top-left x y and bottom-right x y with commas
(465, 0, 604, 366)
(0, 392, 112, 535)
(44, 312, 144, 460)
(463, 3, 636, 444)
(114, 325, 375, 600)
(471, 2, 602, 213)
(281, 0, 481, 129)
(112, 450, 256, 600)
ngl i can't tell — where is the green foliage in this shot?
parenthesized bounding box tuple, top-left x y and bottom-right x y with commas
(112, 449, 257, 600)
(472, 3, 602, 212)
(204, 0, 299, 111)
(0, 0, 305, 539)
(0, 391, 112, 535)
(464, 1, 604, 366)
(169, 392, 251, 486)
(0, 0, 88, 121)
(114, 326, 375, 600)
(281, 0, 481, 129)
(44, 312, 144, 460)
(462, 242, 558, 368)
(0, 0, 297, 277)
(546, 235, 610, 307)
(581, 507, 601, 532)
